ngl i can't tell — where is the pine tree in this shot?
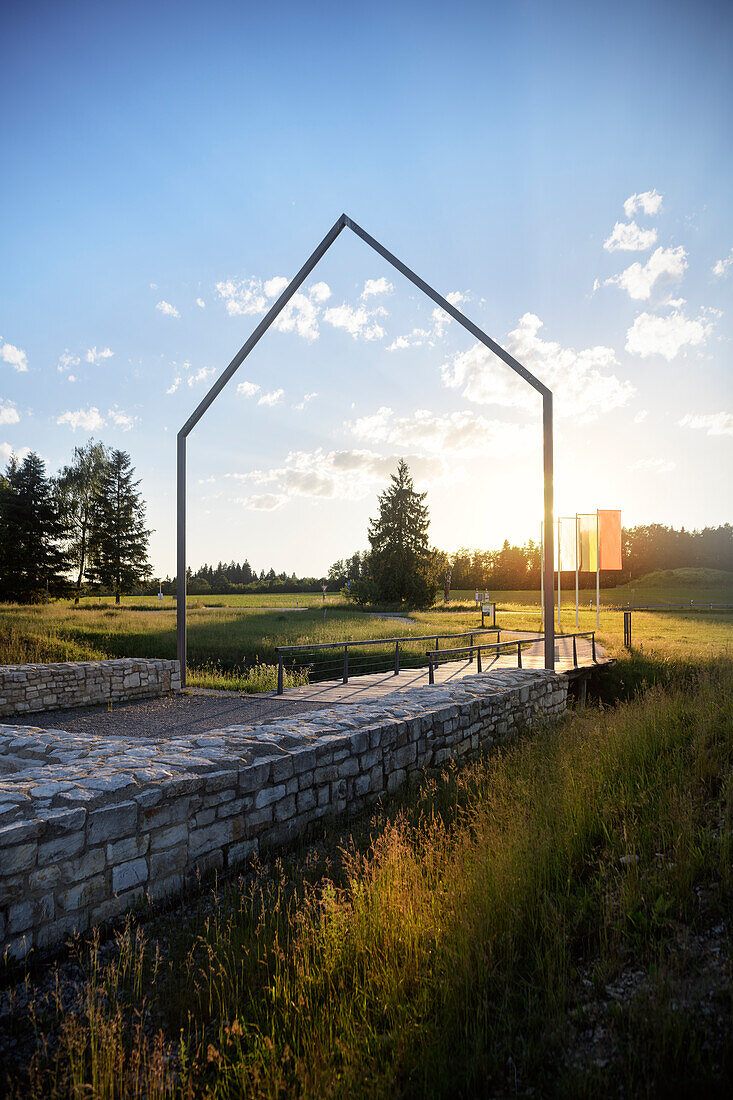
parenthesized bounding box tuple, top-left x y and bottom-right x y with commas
(355, 459, 439, 608)
(57, 439, 110, 604)
(88, 449, 152, 603)
(0, 452, 69, 603)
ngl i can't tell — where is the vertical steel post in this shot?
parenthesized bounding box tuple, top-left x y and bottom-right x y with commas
(517, 641, 522, 669)
(277, 653, 284, 695)
(575, 514, 579, 630)
(176, 432, 187, 687)
(343, 645, 348, 683)
(543, 393, 555, 671)
(477, 647, 482, 673)
(596, 510, 600, 630)
(394, 641, 399, 675)
(557, 518, 562, 633)
(428, 653, 434, 685)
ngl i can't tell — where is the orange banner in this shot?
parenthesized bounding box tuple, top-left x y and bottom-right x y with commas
(598, 509, 622, 570)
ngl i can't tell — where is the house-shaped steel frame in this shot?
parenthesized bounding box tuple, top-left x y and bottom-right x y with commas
(176, 214, 555, 682)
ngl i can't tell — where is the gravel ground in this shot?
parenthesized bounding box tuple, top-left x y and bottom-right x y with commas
(7, 691, 333, 739)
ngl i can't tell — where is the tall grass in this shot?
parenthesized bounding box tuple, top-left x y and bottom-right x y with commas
(5, 653, 731, 1098)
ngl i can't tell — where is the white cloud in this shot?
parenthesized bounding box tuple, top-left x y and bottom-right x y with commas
(187, 366, 215, 387)
(603, 221, 658, 252)
(107, 406, 135, 431)
(274, 291, 321, 341)
(712, 249, 733, 278)
(67, 374, 76, 384)
(0, 341, 28, 372)
(604, 245, 687, 300)
(323, 302, 387, 341)
(625, 309, 714, 360)
(309, 281, 331, 303)
(634, 410, 648, 424)
(0, 401, 20, 425)
(349, 406, 538, 456)
(228, 447, 446, 507)
(0, 442, 31, 464)
(446, 290, 468, 307)
(237, 381, 261, 398)
(196, 297, 206, 308)
(264, 276, 289, 298)
(293, 392, 318, 410)
(216, 277, 269, 317)
(361, 277, 394, 299)
(623, 190, 663, 218)
(85, 346, 113, 365)
(678, 412, 733, 437)
(441, 313, 633, 421)
(57, 350, 79, 373)
(57, 406, 106, 431)
(387, 306, 451, 350)
(166, 377, 182, 395)
(629, 457, 675, 474)
(156, 300, 180, 318)
(258, 388, 284, 406)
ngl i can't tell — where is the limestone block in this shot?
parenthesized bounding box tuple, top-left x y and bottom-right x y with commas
(112, 858, 149, 893)
(87, 802, 137, 845)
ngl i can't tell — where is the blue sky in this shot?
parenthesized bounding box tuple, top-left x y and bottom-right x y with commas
(1, 0, 731, 577)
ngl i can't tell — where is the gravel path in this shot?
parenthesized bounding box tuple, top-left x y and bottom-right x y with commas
(8, 692, 332, 739)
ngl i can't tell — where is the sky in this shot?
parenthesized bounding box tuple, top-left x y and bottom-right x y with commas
(1, 0, 731, 579)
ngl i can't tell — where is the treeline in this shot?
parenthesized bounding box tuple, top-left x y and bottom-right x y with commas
(0, 442, 151, 604)
(167, 561, 328, 596)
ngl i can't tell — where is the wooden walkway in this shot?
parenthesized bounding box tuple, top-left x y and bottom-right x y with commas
(276, 632, 611, 706)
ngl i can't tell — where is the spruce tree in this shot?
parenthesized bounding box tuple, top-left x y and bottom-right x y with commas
(0, 452, 69, 603)
(355, 459, 439, 608)
(57, 438, 110, 604)
(88, 449, 152, 603)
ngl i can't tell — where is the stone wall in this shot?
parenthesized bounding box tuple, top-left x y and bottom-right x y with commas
(0, 659, 181, 718)
(0, 668, 568, 959)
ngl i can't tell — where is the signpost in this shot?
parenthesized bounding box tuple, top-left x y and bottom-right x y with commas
(322, 583, 327, 603)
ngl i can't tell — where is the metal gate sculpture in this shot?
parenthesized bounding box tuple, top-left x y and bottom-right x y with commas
(176, 214, 555, 683)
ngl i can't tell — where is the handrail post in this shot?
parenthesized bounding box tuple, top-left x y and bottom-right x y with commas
(477, 647, 482, 673)
(572, 635, 577, 668)
(428, 653, 434, 685)
(277, 653, 284, 695)
(343, 645, 349, 684)
(469, 632, 474, 663)
(394, 640, 399, 675)
(517, 641, 522, 669)
(592, 633, 597, 662)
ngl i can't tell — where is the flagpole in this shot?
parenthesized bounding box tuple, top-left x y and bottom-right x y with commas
(596, 510, 600, 630)
(575, 513, 579, 629)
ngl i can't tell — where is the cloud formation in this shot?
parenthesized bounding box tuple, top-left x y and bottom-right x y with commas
(678, 412, 733, 437)
(228, 448, 445, 509)
(625, 309, 714, 360)
(0, 340, 28, 372)
(349, 406, 537, 456)
(623, 190, 663, 218)
(0, 443, 31, 464)
(603, 221, 658, 252)
(322, 302, 387, 341)
(0, 401, 20, 426)
(156, 300, 180, 318)
(604, 245, 687, 300)
(441, 313, 633, 421)
(712, 249, 733, 278)
(85, 347, 113, 365)
(56, 406, 135, 432)
(361, 278, 394, 299)
(166, 362, 216, 394)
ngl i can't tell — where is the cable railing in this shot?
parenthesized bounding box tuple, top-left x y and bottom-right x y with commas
(426, 630, 597, 683)
(275, 628, 501, 693)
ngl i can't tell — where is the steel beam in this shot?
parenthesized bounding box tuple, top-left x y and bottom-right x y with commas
(176, 213, 557, 680)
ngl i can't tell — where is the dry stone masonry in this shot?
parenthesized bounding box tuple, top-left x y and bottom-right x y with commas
(0, 668, 568, 959)
(0, 659, 181, 718)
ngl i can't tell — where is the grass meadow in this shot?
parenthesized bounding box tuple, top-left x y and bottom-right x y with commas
(1, 643, 730, 1097)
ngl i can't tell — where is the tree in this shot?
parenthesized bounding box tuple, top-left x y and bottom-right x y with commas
(56, 439, 110, 604)
(354, 459, 440, 608)
(88, 449, 152, 603)
(0, 452, 68, 603)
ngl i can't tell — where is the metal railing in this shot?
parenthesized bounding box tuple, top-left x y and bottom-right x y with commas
(275, 628, 501, 693)
(426, 630, 597, 684)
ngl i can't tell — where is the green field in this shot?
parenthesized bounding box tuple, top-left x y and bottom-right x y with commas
(1, 571, 732, 691)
